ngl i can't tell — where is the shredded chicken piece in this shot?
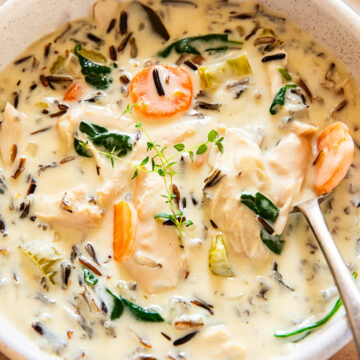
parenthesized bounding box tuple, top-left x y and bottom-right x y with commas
(207, 128, 275, 258)
(266, 133, 311, 234)
(35, 186, 103, 229)
(0, 103, 25, 166)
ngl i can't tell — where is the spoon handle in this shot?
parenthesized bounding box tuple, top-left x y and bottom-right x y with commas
(297, 197, 360, 355)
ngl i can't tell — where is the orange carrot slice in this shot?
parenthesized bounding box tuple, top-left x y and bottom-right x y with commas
(314, 122, 354, 194)
(129, 64, 193, 118)
(64, 82, 83, 101)
(113, 201, 137, 262)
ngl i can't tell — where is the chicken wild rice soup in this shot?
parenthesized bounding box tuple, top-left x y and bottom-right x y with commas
(0, 0, 359, 359)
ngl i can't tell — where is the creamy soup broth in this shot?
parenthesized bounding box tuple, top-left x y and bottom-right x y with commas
(0, 1, 359, 359)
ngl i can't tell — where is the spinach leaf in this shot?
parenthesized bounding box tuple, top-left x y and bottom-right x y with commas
(158, 34, 242, 57)
(240, 191, 279, 224)
(121, 298, 164, 322)
(74, 137, 92, 158)
(74, 44, 112, 90)
(79, 121, 107, 137)
(76, 121, 133, 158)
(260, 229, 285, 255)
(83, 268, 98, 286)
(106, 288, 164, 322)
(275, 297, 341, 339)
(106, 288, 125, 320)
(274, 272, 358, 340)
(269, 83, 297, 115)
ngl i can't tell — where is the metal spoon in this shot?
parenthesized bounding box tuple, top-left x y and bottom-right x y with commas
(295, 196, 360, 355)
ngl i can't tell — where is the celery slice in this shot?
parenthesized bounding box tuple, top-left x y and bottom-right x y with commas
(20, 241, 62, 284)
(198, 54, 252, 89)
(209, 234, 234, 277)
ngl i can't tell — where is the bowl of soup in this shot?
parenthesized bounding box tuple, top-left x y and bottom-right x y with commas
(0, 0, 359, 359)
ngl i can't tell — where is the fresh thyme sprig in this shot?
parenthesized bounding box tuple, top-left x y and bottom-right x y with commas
(78, 103, 224, 246)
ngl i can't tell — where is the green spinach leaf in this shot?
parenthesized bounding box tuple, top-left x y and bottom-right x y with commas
(158, 34, 242, 57)
(106, 288, 125, 320)
(76, 121, 133, 158)
(121, 298, 164, 322)
(106, 288, 164, 322)
(240, 191, 279, 224)
(260, 229, 285, 255)
(74, 138, 92, 157)
(269, 83, 297, 115)
(74, 44, 112, 90)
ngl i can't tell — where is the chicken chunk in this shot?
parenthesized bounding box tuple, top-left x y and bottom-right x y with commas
(123, 172, 187, 293)
(0, 103, 25, 166)
(56, 104, 134, 150)
(194, 325, 246, 360)
(35, 186, 103, 229)
(266, 133, 311, 234)
(206, 128, 275, 258)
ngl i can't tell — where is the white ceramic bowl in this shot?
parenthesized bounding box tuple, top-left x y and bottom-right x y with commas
(0, 0, 360, 359)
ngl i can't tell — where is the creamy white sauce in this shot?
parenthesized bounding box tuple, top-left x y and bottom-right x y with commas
(0, 1, 359, 359)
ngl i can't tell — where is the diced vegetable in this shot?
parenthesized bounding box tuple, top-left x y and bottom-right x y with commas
(113, 201, 137, 262)
(198, 54, 252, 89)
(74, 121, 133, 158)
(158, 34, 242, 57)
(240, 191, 279, 224)
(64, 82, 83, 101)
(76, 47, 107, 65)
(260, 229, 285, 255)
(74, 44, 111, 90)
(314, 122, 354, 194)
(130, 64, 193, 117)
(50, 55, 66, 74)
(106, 288, 164, 322)
(20, 241, 62, 284)
(269, 84, 297, 115)
(209, 234, 234, 277)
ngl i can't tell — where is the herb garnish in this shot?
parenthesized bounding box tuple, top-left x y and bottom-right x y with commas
(74, 121, 133, 161)
(269, 83, 297, 115)
(74, 44, 111, 90)
(158, 34, 242, 57)
(79, 104, 224, 246)
(106, 288, 164, 322)
(83, 268, 98, 286)
(240, 191, 279, 224)
(275, 272, 358, 340)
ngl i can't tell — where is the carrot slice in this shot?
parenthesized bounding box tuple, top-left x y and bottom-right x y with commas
(129, 64, 193, 118)
(314, 122, 354, 194)
(64, 82, 83, 101)
(113, 201, 137, 262)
